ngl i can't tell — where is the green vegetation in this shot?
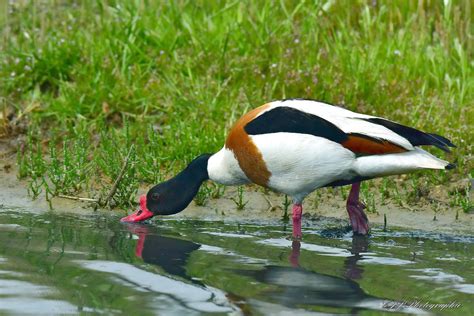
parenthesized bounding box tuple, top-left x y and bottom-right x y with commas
(1, 1, 472, 210)
(282, 194, 291, 221)
(231, 185, 249, 210)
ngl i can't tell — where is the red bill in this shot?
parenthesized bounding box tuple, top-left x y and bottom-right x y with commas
(120, 194, 154, 223)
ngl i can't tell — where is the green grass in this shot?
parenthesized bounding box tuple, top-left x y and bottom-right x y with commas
(1, 0, 472, 211)
(230, 185, 248, 210)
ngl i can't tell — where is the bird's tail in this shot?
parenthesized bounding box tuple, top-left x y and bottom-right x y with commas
(354, 147, 454, 178)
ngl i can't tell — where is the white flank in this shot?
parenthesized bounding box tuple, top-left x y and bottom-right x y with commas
(265, 100, 415, 150)
(250, 133, 356, 202)
(354, 147, 449, 178)
(208, 147, 249, 185)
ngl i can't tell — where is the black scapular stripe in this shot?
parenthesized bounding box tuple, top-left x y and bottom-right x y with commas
(363, 118, 455, 152)
(244, 106, 348, 143)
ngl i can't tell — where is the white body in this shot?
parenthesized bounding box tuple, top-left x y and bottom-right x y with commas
(208, 100, 450, 202)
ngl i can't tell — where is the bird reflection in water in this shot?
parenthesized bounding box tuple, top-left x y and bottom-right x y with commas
(124, 223, 200, 282)
(344, 235, 369, 280)
(243, 236, 379, 313)
(124, 225, 424, 314)
(253, 236, 425, 314)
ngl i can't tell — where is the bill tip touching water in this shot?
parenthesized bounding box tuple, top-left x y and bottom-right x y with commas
(120, 194, 154, 223)
(121, 99, 455, 238)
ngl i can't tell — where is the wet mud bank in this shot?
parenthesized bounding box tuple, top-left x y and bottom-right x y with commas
(1, 155, 473, 236)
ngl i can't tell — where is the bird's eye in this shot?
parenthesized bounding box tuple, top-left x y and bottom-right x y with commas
(151, 192, 160, 201)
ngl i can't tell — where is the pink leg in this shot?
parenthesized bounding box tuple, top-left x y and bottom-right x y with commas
(346, 183, 370, 235)
(292, 204, 303, 240)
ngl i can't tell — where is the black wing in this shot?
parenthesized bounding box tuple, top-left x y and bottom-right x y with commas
(244, 106, 348, 144)
(363, 118, 455, 152)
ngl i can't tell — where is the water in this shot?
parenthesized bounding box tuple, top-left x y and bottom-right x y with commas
(0, 208, 472, 315)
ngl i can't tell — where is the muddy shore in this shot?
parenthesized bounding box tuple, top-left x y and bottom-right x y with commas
(1, 149, 472, 235)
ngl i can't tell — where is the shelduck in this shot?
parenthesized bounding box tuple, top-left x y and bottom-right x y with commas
(121, 99, 455, 238)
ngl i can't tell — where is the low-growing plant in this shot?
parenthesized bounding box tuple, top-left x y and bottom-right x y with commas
(194, 182, 212, 206)
(392, 182, 404, 207)
(379, 178, 390, 205)
(231, 186, 248, 211)
(47, 132, 91, 196)
(282, 195, 291, 222)
(340, 186, 348, 201)
(450, 187, 473, 214)
(210, 183, 226, 199)
(360, 182, 377, 213)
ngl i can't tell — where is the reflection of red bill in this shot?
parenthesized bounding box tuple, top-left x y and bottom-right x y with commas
(120, 195, 154, 223)
(121, 223, 152, 259)
(135, 233, 145, 259)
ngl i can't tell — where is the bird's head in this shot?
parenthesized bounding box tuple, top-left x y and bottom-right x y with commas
(120, 154, 212, 223)
(120, 181, 198, 222)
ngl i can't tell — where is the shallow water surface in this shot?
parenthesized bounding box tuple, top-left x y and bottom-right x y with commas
(0, 208, 472, 315)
